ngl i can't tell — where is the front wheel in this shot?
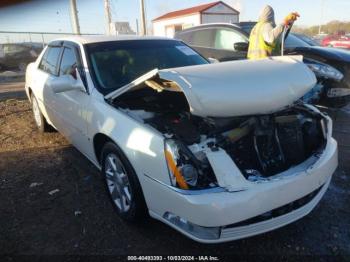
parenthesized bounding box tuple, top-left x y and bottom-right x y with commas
(101, 142, 147, 222)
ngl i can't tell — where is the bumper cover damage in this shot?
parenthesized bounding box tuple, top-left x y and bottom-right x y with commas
(147, 134, 337, 243)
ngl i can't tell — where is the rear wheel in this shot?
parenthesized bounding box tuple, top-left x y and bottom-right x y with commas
(101, 142, 147, 221)
(31, 94, 50, 132)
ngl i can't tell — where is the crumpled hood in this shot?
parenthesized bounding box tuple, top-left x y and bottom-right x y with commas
(259, 5, 276, 25)
(105, 56, 316, 118)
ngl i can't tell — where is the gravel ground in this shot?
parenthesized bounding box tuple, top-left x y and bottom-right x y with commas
(0, 98, 349, 260)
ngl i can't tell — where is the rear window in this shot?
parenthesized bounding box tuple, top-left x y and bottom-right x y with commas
(39, 46, 61, 75)
(86, 40, 208, 94)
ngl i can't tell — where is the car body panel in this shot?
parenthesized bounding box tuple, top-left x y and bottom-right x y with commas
(107, 56, 316, 118)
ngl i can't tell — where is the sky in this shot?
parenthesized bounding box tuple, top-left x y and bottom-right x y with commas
(0, 0, 349, 36)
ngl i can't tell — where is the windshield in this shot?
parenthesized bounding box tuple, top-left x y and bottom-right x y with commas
(86, 40, 208, 93)
(285, 34, 310, 48)
(293, 34, 320, 46)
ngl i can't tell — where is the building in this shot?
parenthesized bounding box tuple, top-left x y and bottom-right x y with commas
(110, 22, 136, 35)
(152, 1, 240, 37)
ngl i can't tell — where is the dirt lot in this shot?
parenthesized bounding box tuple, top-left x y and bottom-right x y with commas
(0, 97, 349, 259)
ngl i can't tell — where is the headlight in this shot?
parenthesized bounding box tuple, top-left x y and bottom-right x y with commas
(306, 62, 344, 81)
(165, 139, 198, 189)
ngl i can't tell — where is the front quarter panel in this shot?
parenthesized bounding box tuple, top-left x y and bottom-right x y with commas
(87, 96, 171, 185)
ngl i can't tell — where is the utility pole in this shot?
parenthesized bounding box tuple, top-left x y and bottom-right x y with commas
(140, 0, 146, 35)
(318, 0, 325, 35)
(70, 0, 81, 35)
(104, 0, 112, 35)
(136, 19, 139, 35)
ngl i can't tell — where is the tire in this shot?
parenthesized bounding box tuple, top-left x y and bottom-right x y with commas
(31, 94, 50, 132)
(101, 142, 147, 222)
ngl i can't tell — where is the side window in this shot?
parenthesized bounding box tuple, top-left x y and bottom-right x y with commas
(214, 29, 248, 50)
(39, 47, 61, 75)
(59, 47, 78, 77)
(191, 29, 215, 47)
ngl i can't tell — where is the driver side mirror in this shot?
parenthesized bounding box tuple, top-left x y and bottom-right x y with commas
(51, 68, 86, 94)
(234, 42, 249, 52)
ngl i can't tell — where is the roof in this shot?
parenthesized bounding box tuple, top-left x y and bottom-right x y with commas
(152, 1, 239, 22)
(49, 35, 172, 45)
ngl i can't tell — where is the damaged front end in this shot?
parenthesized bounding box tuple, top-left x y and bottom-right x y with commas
(126, 104, 328, 191)
(106, 57, 329, 192)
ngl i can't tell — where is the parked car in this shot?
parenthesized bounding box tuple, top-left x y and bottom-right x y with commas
(175, 23, 350, 108)
(25, 36, 338, 243)
(0, 43, 42, 72)
(322, 34, 350, 49)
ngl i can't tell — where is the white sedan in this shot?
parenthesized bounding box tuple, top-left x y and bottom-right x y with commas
(25, 36, 338, 243)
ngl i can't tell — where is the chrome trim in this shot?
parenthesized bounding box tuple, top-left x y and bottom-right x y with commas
(143, 173, 230, 195)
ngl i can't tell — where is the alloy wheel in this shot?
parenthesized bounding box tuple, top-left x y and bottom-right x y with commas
(104, 153, 132, 213)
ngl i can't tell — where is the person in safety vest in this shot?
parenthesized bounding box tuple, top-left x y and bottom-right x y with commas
(247, 5, 300, 60)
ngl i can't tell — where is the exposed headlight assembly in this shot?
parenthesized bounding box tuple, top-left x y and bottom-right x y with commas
(306, 62, 344, 81)
(165, 139, 199, 189)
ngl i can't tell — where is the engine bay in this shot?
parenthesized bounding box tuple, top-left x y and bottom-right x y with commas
(112, 87, 327, 188)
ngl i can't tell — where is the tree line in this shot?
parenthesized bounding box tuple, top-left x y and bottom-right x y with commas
(292, 20, 350, 36)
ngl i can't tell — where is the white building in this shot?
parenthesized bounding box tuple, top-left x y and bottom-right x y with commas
(110, 22, 136, 35)
(152, 1, 240, 38)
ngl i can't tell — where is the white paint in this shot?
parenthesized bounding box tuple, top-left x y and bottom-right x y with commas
(153, 14, 200, 37)
(107, 56, 317, 118)
(206, 149, 250, 191)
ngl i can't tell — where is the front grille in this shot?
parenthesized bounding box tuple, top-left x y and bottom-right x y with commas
(223, 185, 323, 229)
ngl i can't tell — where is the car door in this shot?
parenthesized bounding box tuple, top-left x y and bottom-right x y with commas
(48, 42, 91, 154)
(33, 43, 63, 127)
(211, 27, 249, 61)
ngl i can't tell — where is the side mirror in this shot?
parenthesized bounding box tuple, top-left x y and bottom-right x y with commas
(51, 68, 86, 94)
(234, 42, 249, 52)
(208, 57, 219, 64)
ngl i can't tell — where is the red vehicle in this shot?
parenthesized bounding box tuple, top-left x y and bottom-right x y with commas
(322, 34, 350, 49)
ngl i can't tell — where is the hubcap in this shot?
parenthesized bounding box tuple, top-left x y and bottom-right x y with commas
(104, 153, 132, 212)
(32, 98, 42, 127)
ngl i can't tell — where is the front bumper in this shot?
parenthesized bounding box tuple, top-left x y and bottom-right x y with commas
(145, 134, 337, 243)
